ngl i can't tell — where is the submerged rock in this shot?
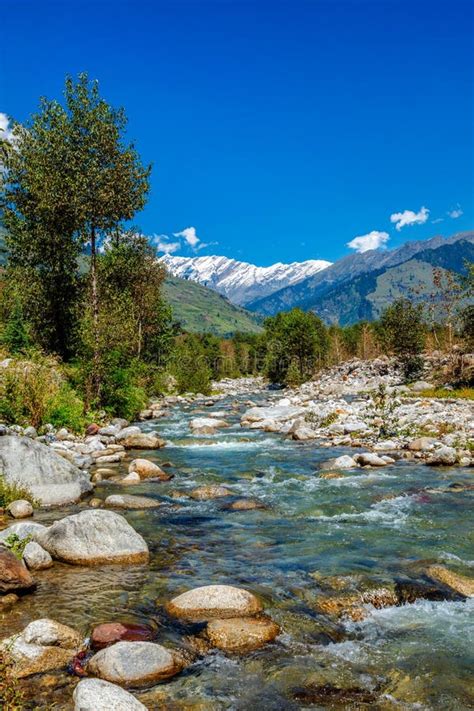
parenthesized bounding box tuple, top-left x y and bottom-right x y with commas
(226, 498, 267, 511)
(190, 485, 233, 500)
(0, 435, 92, 506)
(36, 510, 149, 565)
(0, 546, 36, 593)
(206, 616, 279, 652)
(86, 640, 182, 687)
(73, 678, 148, 711)
(166, 584, 263, 621)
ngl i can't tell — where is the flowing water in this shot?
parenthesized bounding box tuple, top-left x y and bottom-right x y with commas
(3, 391, 474, 710)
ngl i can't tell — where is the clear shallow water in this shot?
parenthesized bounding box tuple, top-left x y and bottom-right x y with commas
(2, 392, 474, 710)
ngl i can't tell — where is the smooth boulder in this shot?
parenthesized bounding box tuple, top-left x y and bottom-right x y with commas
(120, 433, 165, 450)
(7, 499, 34, 519)
(206, 616, 279, 652)
(73, 678, 148, 711)
(86, 641, 182, 687)
(321, 455, 358, 470)
(0, 521, 47, 545)
(36, 510, 149, 565)
(128, 458, 171, 480)
(167, 584, 262, 621)
(104, 494, 161, 510)
(0, 435, 92, 506)
(23, 541, 53, 570)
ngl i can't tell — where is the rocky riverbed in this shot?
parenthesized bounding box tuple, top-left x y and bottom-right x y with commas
(0, 359, 473, 709)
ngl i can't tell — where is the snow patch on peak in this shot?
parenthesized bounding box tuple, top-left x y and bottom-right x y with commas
(160, 254, 331, 305)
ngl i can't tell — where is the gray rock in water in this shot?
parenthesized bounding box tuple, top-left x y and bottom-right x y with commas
(426, 446, 458, 466)
(354, 452, 388, 467)
(23, 541, 53, 570)
(7, 499, 34, 519)
(36, 510, 149, 565)
(73, 678, 148, 711)
(321, 455, 358, 470)
(0, 521, 47, 545)
(0, 436, 92, 506)
(86, 640, 182, 687)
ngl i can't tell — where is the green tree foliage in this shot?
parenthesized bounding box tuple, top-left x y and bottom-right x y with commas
(262, 308, 329, 386)
(378, 298, 426, 380)
(169, 334, 213, 395)
(1, 73, 150, 371)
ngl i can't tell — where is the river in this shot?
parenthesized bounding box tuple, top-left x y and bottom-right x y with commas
(5, 388, 474, 709)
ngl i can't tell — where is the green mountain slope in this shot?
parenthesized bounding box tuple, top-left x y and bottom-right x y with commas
(163, 275, 262, 336)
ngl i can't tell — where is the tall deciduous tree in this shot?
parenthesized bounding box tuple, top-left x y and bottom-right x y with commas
(378, 298, 426, 380)
(1, 74, 150, 380)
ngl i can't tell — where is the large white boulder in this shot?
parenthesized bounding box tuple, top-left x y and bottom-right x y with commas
(73, 679, 148, 711)
(36, 510, 149, 565)
(0, 436, 92, 506)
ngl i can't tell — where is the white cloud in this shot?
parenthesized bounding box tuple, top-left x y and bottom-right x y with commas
(151, 234, 181, 254)
(173, 226, 200, 249)
(448, 205, 463, 219)
(390, 206, 429, 231)
(431, 217, 444, 224)
(347, 230, 390, 253)
(0, 112, 15, 143)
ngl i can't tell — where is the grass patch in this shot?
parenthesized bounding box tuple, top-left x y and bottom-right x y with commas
(0, 476, 36, 509)
(3, 533, 32, 560)
(406, 387, 474, 400)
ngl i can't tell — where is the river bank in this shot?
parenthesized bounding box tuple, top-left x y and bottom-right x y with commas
(0, 359, 473, 709)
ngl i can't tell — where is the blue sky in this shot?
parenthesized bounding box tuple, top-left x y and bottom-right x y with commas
(1, 0, 472, 265)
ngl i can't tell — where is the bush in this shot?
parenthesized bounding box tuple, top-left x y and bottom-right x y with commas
(0, 476, 36, 509)
(47, 382, 86, 432)
(0, 351, 86, 432)
(169, 335, 212, 395)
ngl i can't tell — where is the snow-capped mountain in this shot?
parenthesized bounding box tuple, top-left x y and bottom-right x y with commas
(160, 254, 331, 306)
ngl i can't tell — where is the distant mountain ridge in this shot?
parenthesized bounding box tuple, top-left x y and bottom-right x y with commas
(160, 254, 331, 306)
(246, 231, 474, 323)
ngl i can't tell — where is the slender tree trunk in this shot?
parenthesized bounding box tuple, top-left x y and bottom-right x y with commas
(137, 319, 142, 359)
(90, 224, 101, 399)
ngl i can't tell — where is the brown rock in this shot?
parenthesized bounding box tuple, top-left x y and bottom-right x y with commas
(128, 459, 172, 481)
(426, 565, 474, 597)
(319, 471, 345, 480)
(86, 423, 100, 436)
(121, 433, 166, 449)
(227, 498, 267, 511)
(91, 622, 154, 650)
(206, 616, 279, 652)
(190, 486, 232, 501)
(0, 546, 36, 593)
